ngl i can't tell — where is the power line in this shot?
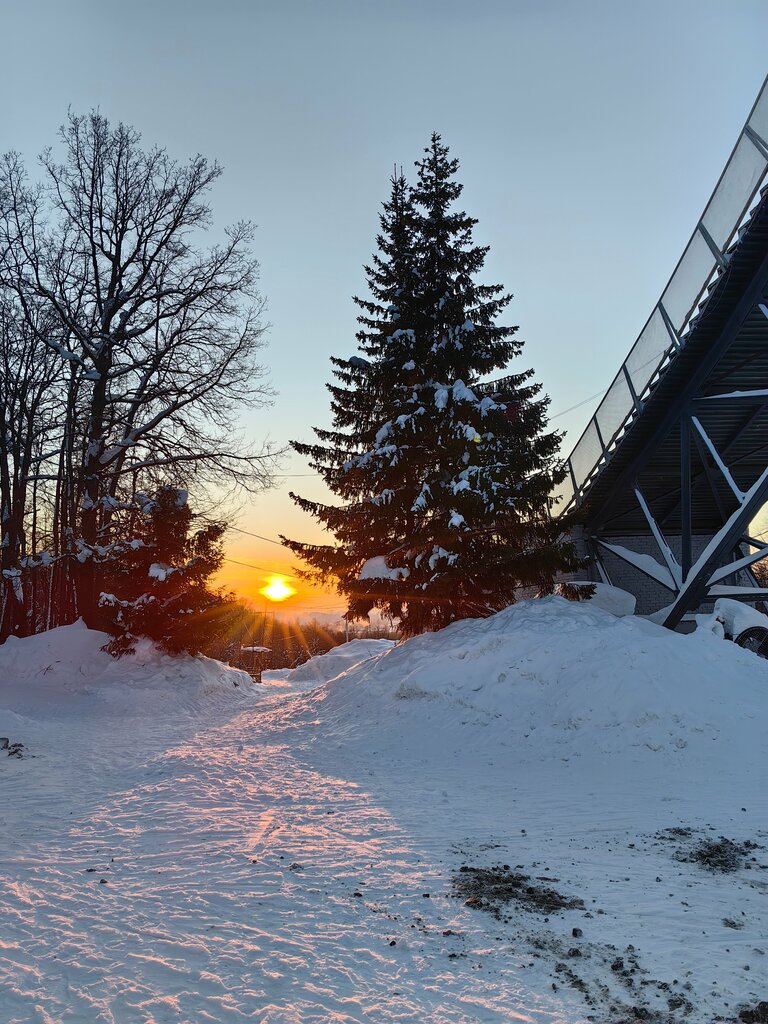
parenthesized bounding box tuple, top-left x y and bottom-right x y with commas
(225, 381, 625, 559)
(228, 526, 286, 547)
(549, 388, 609, 420)
(223, 556, 300, 579)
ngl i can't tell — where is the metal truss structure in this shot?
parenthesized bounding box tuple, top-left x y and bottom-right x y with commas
(558, 78, 768, 628)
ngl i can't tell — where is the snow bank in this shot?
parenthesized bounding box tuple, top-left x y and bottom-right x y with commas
(0, 619, 254, 700)
(276, 597, 768, 771)
(0, 620, 259, 754)
(566, 580, 636, 616)
(262, 638, 395, 692)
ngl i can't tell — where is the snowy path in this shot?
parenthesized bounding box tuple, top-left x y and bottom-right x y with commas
(4, 690, 766, 1024)
(1, 700, 569, 1024)
(2, 609, 767, 1023)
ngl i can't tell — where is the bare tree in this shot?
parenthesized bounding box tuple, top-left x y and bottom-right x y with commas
(0, 298, 61, 638)
(0, 112, 277, 629)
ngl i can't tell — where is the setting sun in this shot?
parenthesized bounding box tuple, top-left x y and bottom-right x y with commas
(259, 575, 297, 603)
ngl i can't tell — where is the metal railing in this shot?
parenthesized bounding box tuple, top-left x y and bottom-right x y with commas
(557, 76, 768, 513)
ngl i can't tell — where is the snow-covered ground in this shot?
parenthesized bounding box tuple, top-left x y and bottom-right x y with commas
(1, 600, 766, 1023)
(261, 637, 395, 692)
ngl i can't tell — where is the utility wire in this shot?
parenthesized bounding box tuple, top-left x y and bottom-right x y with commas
(228, 527, 286, 547)
(225, 380, 624, 566)
(223, 556, 300, 579)
(261, 384, 614, 488)
(549, 388, 609, 420)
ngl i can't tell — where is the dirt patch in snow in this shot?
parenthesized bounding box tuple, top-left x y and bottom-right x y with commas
(734, 1002, 768, 1023)
(0, 737, 25, 758)
(654, 829, 763, 873)
(678, 836, 761, 873)
(656, 826, 694, 840)
(527, 930, 698, 1023)
(452, 863, 584, 917)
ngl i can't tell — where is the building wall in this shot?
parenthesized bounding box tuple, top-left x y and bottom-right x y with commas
(596, 534, 711, 616)
(572, 531, 757, 618)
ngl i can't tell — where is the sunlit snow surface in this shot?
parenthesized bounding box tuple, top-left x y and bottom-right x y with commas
(1, 601, 766, 1023)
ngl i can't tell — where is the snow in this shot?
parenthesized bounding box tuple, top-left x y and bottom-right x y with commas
(374, 421, 391, 445)
(0, 620, 257, 723)
(275, 597, 766, 765)
(712, 597, 768, 638)
(566, 580, 636, 616)
(701, 388, 768, 400)
(1, 601, 767, 1023)
(597, 539, 677, 590)
(694, 610, 726, 638)
(370, 487, 395, 506)
(358, 554, 410, 581)
(691, 415, 744, 500)
(262, 638, 395, 693)
(451, 378, 477, 403)
(427, 544, 457, 570)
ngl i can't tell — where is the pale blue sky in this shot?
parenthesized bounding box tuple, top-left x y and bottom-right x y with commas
(1, 0, 765, 612)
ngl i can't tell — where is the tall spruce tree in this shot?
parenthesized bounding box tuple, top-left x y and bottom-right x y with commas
(284, 136, 579, 635)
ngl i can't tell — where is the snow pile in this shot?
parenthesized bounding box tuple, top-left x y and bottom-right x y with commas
(277, 597, 768, 770)
(0, 620, 258, 759)
(565, 580, 636, 616)
(262, 637, 395, 692)
(0, 619, 254, 702)
(2, 604, 766, 1023)
(713, 597, 768, 637)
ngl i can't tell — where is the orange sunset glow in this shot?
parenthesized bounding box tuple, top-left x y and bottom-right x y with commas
(216, 534, 347, 620)
(259, 575, 296, 603)
(215, 475, 349, 620)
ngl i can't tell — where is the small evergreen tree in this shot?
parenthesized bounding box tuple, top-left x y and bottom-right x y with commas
(284, 136, 580, 635)
(99, 487, 235, 656)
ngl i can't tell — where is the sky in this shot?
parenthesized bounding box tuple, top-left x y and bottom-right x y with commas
(0, 0, 766, 620)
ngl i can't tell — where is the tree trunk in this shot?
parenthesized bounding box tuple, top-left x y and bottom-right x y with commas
(76, 355, 110, 627)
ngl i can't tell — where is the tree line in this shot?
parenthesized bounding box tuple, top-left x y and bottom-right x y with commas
(0, 112, 276, 646)
(1, 113, 577, 655)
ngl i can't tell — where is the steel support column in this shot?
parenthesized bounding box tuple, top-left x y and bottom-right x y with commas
(661, 465, 768, 629)
(680, 415, 692, 579)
